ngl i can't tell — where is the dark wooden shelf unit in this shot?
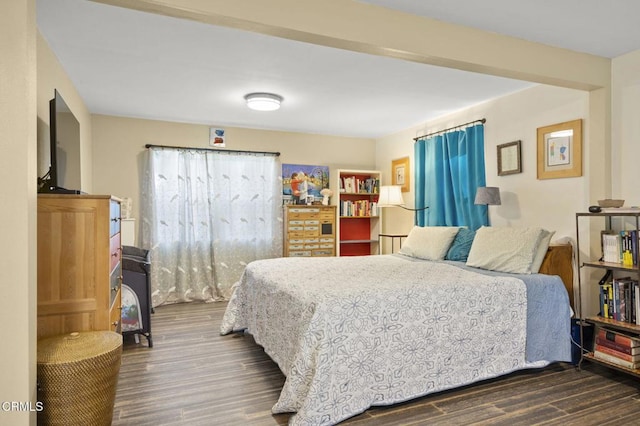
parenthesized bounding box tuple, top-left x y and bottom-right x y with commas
(576, 211, 640, 377)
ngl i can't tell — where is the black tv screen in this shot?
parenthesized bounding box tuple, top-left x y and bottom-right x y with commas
(38, 89, 81, 193)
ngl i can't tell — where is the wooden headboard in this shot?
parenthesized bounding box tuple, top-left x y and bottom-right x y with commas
(538, 243, 574, 309)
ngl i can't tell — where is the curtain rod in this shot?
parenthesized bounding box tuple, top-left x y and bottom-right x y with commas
(413, 118, 486, 141)
(144, 144, 280, 156)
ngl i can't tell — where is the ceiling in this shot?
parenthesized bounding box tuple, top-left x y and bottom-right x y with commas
(36, 0, 640, 139)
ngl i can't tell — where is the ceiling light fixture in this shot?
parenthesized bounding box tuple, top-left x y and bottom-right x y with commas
(244, 92, 283, 111)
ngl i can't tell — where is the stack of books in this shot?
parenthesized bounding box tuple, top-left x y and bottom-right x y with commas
(340, 200, 378, 217)
(599, 277, 640, 323)
(593, 326, 640, 369)
(601, 229, 639, 265)
(339, 176, 379, 194)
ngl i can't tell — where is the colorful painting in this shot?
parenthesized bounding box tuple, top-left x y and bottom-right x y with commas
(209, 127, 226, 147)
(282, 164, 329, 205)
(546, 135, 571, 166)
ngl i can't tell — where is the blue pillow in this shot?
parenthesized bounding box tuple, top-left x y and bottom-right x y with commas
(445, 228, 476, 261)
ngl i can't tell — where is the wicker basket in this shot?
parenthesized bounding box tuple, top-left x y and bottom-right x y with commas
(37, 331, 123, 426)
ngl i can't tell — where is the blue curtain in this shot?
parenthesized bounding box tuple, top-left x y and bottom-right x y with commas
(414, 123, 487, 230)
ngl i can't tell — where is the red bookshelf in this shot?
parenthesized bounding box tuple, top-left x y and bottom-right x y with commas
(336, 169, 381, 256)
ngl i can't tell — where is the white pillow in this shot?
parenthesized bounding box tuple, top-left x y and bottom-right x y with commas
(399, 226, 460, 261)
(466, 226, 545, 274)
(530, 229, 556, 273)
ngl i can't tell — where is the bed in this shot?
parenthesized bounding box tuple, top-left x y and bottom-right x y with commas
(220, 226, 574, 425)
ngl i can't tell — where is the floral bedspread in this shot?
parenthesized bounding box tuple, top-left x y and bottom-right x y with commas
(220, 255, 571, 425)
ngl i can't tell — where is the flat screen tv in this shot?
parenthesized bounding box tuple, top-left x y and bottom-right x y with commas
(38, 89, 82, 194)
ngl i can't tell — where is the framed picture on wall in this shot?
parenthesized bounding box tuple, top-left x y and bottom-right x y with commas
(497, 140, 521, 176)
(392, 157, 410, 192)
(209, 127, 226, 147)
(537, 119, 582, 179)
(282, 163, 329, 205)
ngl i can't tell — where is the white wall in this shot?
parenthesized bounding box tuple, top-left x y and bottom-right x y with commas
(37, 33, 93, 193)
(612, 49, 640, 202)
(91, 115, 377, 244)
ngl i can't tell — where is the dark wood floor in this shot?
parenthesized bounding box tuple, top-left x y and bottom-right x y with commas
(113, 302, 640, 425)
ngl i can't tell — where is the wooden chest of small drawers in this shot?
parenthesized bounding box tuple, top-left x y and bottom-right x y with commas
(284, 205, 336, 257)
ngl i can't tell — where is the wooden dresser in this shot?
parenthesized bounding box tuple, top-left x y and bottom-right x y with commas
(37, 194, 122, 338)
(284, 205, 336, 257)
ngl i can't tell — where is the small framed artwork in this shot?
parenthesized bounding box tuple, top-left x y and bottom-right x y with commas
(392, 156, 410, 192)
(537, 119, 582, 179)
(497, 140, 521, 176)
(209, 127, 226, 147)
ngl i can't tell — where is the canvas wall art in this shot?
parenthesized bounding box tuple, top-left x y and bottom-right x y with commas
(282, 163, 330, 205)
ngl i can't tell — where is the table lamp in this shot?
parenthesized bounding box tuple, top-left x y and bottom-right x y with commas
(378, 185, 428, 224)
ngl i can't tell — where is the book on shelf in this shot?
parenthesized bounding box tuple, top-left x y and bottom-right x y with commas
(628, 229, 639, 266)
(614, 277, 631, 322)
(595, 336, 640, 355)
(363, 178, 379, 194)
(599, 281, 612, 319)
(636, 284, 640, 325)
(593, 349, 640, 369)
(602, 231, 621, 263)
(620, 230, 636, 266)
(595, 326, 640, 348)
(599, 277, 639, 322)
(340, 200, 378, 217)
(594, 343, 640, 362)
(602, 229, 640, 266)
(619, 278, 637, 322)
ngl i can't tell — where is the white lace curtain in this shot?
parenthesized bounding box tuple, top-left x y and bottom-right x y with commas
(141, 147, 283, 306)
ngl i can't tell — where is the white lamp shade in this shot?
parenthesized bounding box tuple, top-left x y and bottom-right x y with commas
(244, 93, 282, 111)
(474, 187, 501, 205)
(378, 185, 405, 207)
